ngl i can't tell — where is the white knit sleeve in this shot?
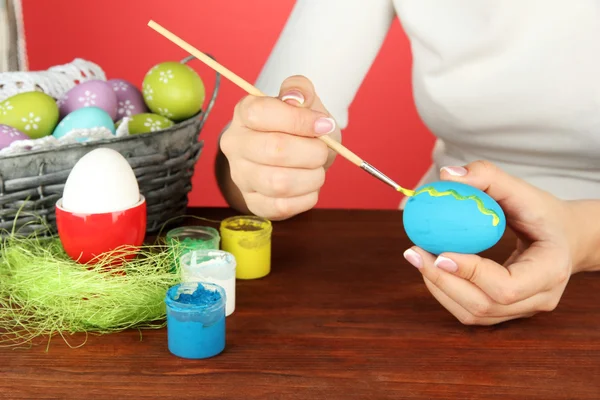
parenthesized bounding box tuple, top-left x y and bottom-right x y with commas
(254, 0, 395, 129)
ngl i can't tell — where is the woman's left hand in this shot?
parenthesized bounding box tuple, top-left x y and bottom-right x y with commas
(402, 160, 589, 325)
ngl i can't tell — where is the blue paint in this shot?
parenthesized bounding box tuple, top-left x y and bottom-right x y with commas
(165, 282, 226, 359)
(177, 285, 222, 305)
(402, 181, 506, 255)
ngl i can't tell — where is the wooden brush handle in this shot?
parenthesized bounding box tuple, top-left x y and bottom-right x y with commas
(147, 20, 364, 167)
(318, 135, 362, 166)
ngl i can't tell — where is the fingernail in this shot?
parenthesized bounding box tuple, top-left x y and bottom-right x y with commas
(434, 256, 458, 272)
(440, 166, 467, 176)
(403, 248, 423, 269)
(281, 90, 305, 105)
(314, 117, 336, 135)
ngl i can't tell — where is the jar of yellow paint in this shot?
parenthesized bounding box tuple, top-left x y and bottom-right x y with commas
(219, 216, 272, 279)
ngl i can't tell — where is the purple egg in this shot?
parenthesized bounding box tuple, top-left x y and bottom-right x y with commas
(107, 79, 149, 120)
(0, 124, 29, 149)
(58, 80, 118, 121)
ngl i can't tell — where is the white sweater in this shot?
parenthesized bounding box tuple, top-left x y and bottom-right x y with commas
(254, 0, 600, 203)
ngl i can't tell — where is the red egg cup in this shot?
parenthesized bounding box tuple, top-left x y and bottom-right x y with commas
(55, 196, 147, 266)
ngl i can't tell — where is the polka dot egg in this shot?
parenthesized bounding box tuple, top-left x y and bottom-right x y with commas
(0, 91, 59, 139)
(0, 124, 28, 149)
(58, 80, 118, 121)
(127, 113, 174, 134)
(107, 79, 148, 120)
(142, 61, 205, 122)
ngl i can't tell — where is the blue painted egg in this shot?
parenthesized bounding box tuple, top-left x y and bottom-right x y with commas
(52, 106, 115, 140)
(403, 181, 506, 255)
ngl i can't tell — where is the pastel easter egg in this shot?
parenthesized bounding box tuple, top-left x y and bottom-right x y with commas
(0, 124, 29, 149)
(142, 61, 205, 122)
(0, 91, 59, 139)
(107, 79, 149, 120)
(402, 181, 506, 255)
(127, 113, 174, 134)
(58, 80, 118, 121)
(52, 107, 115, 140)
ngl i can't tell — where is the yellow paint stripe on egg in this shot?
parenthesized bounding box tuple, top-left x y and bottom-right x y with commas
(413, 187, 501, 226)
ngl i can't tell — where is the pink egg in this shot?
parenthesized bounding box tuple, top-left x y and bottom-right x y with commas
(107, 79, 149, 120)
(59, 80, 118, 121)
(0, 124, 29, 149)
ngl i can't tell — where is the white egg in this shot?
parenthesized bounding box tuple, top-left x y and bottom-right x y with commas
(62, 148, 140, 214)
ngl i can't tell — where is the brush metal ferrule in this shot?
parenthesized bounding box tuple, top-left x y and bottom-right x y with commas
(360, 161, 401, 191)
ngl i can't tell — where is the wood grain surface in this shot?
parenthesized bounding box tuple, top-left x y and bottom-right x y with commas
(1, 208, 599, 400)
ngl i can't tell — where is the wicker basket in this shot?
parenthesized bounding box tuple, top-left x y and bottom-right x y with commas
(0, 55, 221, 236)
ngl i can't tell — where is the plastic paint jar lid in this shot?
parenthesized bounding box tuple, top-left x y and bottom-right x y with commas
(165, 281, 226, 359)
(180, 249, 236, 317)
(219, 216, 272, 280)
(166, 226, 221, 251)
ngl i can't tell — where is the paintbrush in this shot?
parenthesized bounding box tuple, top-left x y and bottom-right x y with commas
(147, 20, 415, 197)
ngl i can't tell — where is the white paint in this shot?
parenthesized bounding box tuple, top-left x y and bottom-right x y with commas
(180, 250, 236, 317)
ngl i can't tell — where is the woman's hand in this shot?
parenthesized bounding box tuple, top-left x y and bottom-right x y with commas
(219, 75, 340, 221)
(402, 160, 599, 325)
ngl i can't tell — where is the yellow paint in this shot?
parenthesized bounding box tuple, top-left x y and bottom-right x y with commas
(397, 187, 416, 197)
(220, 216, 272, 279)
(408, 186, 500, 226)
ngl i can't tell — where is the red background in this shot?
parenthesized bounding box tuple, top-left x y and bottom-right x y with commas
(21, 0, 435, 209)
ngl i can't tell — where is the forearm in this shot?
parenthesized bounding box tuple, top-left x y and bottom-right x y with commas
(569, 199, 600, 273)
(253, 0, 395, 128)
(213, 0, 394, 212)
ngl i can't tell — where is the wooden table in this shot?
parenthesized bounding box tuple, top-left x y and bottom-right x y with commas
(1, 208, 599, 399)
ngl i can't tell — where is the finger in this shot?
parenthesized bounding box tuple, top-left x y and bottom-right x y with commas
(439, 160, 561, 232)
(503, 248, 521, 267)
(231, 129, 330, 169)
(405, 247, 558, 316)
(432, 245, 570, 305)
(423, 277, 535, 326)
(503, 239, 528, 267)
(244, 191, 319, 221)
(278, 75, 318, 108)
(244, 162, 325, 198)
(439, 160, 540, 206)
(234, 95, 336, 137)
(278, 75, 334, 119)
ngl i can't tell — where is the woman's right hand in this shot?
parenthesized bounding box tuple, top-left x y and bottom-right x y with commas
(219, 75, 340, 220)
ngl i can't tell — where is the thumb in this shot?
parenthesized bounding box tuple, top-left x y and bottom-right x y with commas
(278, 75, 331, 116)
(439, 160, 554, 217)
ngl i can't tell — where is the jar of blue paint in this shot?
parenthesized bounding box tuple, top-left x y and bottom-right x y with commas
(165, 281, 226, 359)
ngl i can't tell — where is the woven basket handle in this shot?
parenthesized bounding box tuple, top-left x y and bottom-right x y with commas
(180, 54, 221, 131)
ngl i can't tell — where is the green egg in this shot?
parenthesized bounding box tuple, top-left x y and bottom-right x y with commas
(0, 91, 59, 139)
(142, 61, 205, 122)
(127, 113, 174, 134)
